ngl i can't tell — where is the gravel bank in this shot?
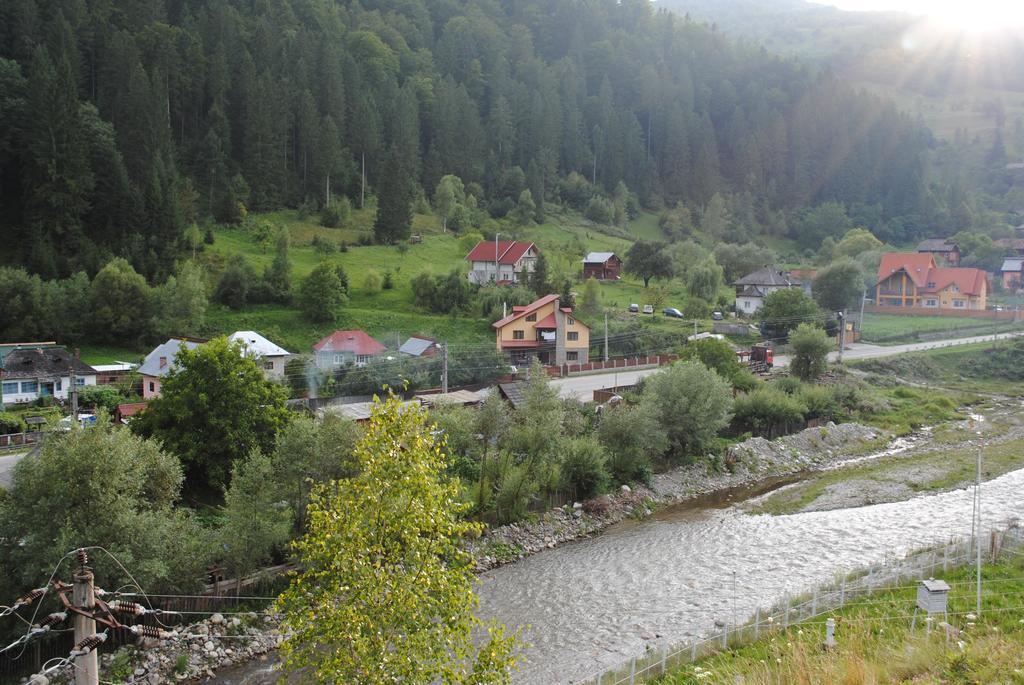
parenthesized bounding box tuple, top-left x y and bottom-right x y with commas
(469, 421, 890, 571)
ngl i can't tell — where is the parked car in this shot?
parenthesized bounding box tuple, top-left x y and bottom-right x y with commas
(628, 303, 639, 313)
(712, 311, 724, 320)
(663, 307, 684, 318)
(642, 304, 654, 314)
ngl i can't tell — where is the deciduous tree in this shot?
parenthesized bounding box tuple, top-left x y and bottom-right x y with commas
(276, 396, 516, 684)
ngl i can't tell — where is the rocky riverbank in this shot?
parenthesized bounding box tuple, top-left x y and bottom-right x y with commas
(33, 613, 283, 685)
(468, 421, 890, 571)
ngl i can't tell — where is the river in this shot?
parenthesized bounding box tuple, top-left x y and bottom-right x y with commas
(206, 467, 1024, 685)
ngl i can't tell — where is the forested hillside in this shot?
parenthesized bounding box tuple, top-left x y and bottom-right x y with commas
(0, 0, 934, 281)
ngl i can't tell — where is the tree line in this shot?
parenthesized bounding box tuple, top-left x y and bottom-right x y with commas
(1, 0, 934, 282)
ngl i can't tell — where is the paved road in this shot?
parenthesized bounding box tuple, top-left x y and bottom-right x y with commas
(0, 451, 29, 488)
(552, 330, 1024, 401)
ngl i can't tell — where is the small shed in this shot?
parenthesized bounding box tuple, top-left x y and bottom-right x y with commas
(24, 416, 47, 432)
(497, 382, 528, 409)
(916, 578, 950, 614)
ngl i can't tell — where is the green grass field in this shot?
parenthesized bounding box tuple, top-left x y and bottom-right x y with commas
(197, 208, 711, 355)
(655, 552, 1024, 685)
(852, 340, 1024, 395)
(860, 313, 1021, 344)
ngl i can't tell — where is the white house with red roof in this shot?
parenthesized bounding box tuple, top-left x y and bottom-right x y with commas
(465, 240, 539, 285)
(492, 294, 590, 366)
(313, 330, 387, 370)
(875, 253, 988, 311)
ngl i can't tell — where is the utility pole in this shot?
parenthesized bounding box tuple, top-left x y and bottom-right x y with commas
(975, 429, 983, 616)
(494, 232, 501, 283)
(604, 312, 609, 362)
(360, 154, 366, 209)
(441, 343, 448, 394)
(837, 311, 845, 364)
(73, 552, 98, 685)
(69, 366, 78, 417)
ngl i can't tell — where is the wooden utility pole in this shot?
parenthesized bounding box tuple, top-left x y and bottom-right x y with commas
(72, 555, 98, 685)
(69, 367, 78, 417)
(441, 343, 449, 394)
(604, 313, 609, 362)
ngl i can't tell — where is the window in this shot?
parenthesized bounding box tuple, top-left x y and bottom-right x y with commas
(263, 361, 275, 370)
(513, 330, 525, 340)
(567, 351, 579, 362)
(568, 317, 575, 325)
(925, 299, 937, 307)
(356, 355, 370, 365)
(20, 381, 38, 394)
(333, 354, 343, 364)
(75, 378, 85, 386)
(567, 331, 579, 341)
(953, 299, 965, 308)
(56, 380, 62, 391)
(2, 382, 18, 395)
(148, 382, 155, 392)
(526, 313, 537, 322)
(926, 282, 935, 288)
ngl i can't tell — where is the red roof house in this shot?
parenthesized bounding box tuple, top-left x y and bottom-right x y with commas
(465, 240, 540, 285)
(313, 330, 387, 369)
(875, 253, 988, 311)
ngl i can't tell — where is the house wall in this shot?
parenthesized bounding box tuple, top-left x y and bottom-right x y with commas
(257, 355, 289, 380)
(1004, 271, 1022, 289)
(495, 301, 590, 363)
(876, 271, 919, 307)
(469, 251, 537, 284)
(1, 375, 96, 404)
(736, 296, 763, 314)
(582, 260, 620, 280)
(143, 375, 162, 399)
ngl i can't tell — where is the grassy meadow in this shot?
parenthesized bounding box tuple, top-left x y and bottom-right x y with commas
(195, 207, 707, 356)
(655, 552, 1024, 685)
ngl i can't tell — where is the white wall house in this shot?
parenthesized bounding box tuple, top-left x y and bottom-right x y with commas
(732, 267, 804, 315)
(0, 347, 97, 405)
(465, 240, 539, 285)
(228, 331, 292, 381)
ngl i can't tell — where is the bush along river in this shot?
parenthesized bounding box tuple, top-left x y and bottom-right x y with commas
(203, 404, 1024, 685)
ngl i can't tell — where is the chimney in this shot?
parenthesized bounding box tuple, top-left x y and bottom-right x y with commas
(159, 356, 167, 369)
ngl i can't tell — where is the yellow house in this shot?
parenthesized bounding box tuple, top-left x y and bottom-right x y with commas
(493, 294, 590, 366)
(875, 253, 988, 311)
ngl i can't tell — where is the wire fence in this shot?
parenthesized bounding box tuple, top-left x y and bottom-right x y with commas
(581, 520, 1024, 685)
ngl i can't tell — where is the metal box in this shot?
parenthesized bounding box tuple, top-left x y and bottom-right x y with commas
(917, 578, 950, 614)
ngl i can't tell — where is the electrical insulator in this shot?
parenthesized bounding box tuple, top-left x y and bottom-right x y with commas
(37, 613, 67, 628)
(109, 601, 145, 616)
(76, 549, 89, 568)
(16, 588, 47, 608)
(73, 633, 107, 654)
(129, 625, 174, 639)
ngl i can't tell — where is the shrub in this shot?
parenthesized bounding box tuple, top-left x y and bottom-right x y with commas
(799, 385, 841, 422)
(732, 387, 806, 436)
(77, 385, 126, 413)
(382, 271, 394, 290)
(311, 234, 336, 255)
(683, 297, 710, 319)
(363, 270, 383, 295)
(320, 198, 350, 228)
(773, 376, 804, 395)
(789, 322, 832, 381)
(585, 196, 615, 225)
(560, 437, 609, 500)
(0, 413, 26, 435)
(493, 457, 535, 524)
(640, 361, 733, 460)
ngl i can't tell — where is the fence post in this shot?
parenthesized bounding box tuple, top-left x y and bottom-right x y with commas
(840, 578, 846, 608)
(661, 645, 667, 674)
(943, 545, 949, 571)
(754, 607, 761, 639)
(691, 640, 697, 662)
(629, 657, 636, 685)
(811, 587, 818, 616)
(784, 593, 791, 628)
(722, 626, 728, 648)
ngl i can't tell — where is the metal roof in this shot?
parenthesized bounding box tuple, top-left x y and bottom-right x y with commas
(733, 266, 796, 288)
(920, 579, 950, 592)
(228, 331, 291, 357)
(1001, 258, 1024, 272)
(399, 337, 436, 357)
(582, 252, 617, 264)
(0, 347, 96, 380)
(498, 382, 528, 408)
(138, 339, 201, 377)
(416, 390, 483, 407)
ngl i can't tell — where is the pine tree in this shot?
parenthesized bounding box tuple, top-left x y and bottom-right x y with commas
(373, 145, 414, 245)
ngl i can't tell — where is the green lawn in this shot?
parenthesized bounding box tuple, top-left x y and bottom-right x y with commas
(860, 313, 1022, 344)
(852, 340, 1024, 395)
(655, 552, 1024, 685)
(77, 345, 148, 366)
(198, 208, 716, 354)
